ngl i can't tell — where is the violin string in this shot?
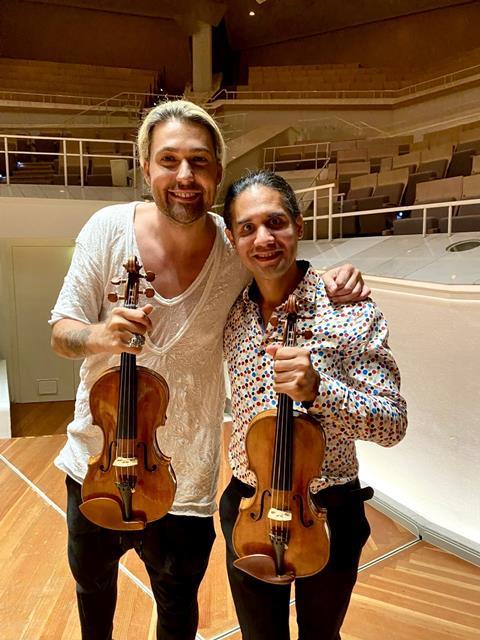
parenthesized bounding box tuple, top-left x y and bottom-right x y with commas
(270, 303, 297, 558)
(283, 320, 294, 542)
(127, 280, 136, 482)
(270, 320, 285, 536)
(273, 317, 294, 545)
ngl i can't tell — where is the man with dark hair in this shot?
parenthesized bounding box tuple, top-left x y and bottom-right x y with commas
(50, 102, 368, 639)
(221, 170, 407, 640)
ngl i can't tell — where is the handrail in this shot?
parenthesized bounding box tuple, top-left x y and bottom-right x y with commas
(312, 197, 480, 240)
(263, 141, 331, 172)
(210, 62, 480, 103)
(283, 183, 478, 241)
(209, 111, 248, 141)
(1, 133, 138, 188)
(68, 91, 184, 125)
(0, 90, 184, 125)
(0, 89, 140, 108)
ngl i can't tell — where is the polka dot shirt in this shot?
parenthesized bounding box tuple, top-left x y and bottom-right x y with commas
(223, 262, 407, 492)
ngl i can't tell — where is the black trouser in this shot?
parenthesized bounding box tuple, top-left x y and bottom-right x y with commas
(66, 475, 216, 640)
(219, 477, 372, 640)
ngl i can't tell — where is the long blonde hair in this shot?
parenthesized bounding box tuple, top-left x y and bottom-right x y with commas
(137, 99, 226, 168)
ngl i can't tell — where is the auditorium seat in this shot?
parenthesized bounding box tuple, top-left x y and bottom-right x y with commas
(86, 174, 113, 187)
(393, 176, 463, 234)
(416, 143, 452, 179)
(380, 157, 393, 171)
(336, 148, 368, 163)
(392, 151, 420, 174)
(341, 172, 378, 205)
(356, 185, 403, 234)
(471, 155, 480, 175)
(438, 173, 480, 232)
(457, 127, 480, 154)
(0, 58, 156, 102)
(456, 139, 480, 154)
(337, 161, 370, 192)
(355, 168, 408, 206)
(402, 171, 436, 206)
(345, 168, 408, 235)
(446, 148, 475, 178)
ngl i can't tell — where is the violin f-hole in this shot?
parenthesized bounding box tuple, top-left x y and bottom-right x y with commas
(137, 441, 158, 472)
(249, 490, 271, 521)
(292, 493, 314, 528)
(99, 441, 116, 472)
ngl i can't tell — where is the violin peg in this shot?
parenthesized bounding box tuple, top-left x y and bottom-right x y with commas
(270, 315, 279, 328)
(302, 330, 313, 340)
(111, 277, 122, 286)
(285, 294, 298, 316)
(144, 288, 155, 298)
(144, 270, 155, 282)
(108, 292, 119, 303)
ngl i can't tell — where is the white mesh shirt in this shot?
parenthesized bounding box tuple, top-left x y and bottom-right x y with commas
(50, 202, 249, 516)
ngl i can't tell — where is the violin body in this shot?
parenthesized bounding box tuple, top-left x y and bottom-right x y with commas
(80, 365, 176, 530)
(233, 409, 330, 581)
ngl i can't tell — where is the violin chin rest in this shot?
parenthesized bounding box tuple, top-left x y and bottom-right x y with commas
(234, 554, 295, 585)
(79, 497, 145, 531)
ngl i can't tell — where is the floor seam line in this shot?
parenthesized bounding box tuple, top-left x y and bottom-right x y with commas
(0, 452, 155, 598)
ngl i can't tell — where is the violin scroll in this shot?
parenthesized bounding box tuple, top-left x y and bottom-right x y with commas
(107, 257, 155, 304)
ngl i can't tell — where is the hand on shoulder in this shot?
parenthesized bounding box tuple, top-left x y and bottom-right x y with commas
(322, 263, 370, 304)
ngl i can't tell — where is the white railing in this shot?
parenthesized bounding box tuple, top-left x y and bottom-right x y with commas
(313, 197, 480, 240)
(62, 92, 184, 125)
(297, 183, 336, 241)
(211, 112, 248, 142)
(210, 63, 480, 103)
(0, 90, 184, 125)
(0, 89, 142, 110)
(263, 141, 330, 171)
(1, 133, 138, 188)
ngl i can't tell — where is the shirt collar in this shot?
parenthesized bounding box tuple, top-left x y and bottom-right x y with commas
(242, 260, 320, 319)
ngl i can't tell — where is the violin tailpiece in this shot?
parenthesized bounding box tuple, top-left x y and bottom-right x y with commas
(233, 554, 295, 585)
(79, 496, 145, 531)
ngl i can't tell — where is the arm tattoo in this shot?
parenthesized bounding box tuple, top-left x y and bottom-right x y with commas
(63, 327, 92, 358)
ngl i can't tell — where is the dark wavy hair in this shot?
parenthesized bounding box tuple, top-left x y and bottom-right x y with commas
(223, 170, 300, 230)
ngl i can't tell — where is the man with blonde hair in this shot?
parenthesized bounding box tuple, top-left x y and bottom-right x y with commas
(50, 99, 367, 639)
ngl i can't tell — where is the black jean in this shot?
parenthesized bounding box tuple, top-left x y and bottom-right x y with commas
(66, 475, 216, 640)
(219, 476, 372, 640)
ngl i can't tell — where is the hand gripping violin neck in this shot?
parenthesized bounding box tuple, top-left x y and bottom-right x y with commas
(232, 295, 330, 584)
(79, 256, 176, 530)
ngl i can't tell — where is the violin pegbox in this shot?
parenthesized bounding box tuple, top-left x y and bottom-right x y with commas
(107, 256, 156, 304)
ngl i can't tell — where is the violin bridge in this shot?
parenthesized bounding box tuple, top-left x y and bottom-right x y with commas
(267, 507, 292, 522)
(113, 456, 138, 468)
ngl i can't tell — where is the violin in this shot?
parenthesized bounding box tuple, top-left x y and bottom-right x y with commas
(79, 256, 176, 530)
(232, 295, 330, 584)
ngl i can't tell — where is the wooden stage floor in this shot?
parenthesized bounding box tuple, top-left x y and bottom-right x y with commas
(1, 427, 479, 639)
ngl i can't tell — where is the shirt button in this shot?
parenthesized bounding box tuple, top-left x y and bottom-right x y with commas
(258, 386, 265, 393)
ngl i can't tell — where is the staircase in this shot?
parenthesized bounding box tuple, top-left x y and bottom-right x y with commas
(10, 161, 55, 184)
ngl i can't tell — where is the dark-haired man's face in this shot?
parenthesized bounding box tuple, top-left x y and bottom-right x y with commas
(143, 119, 222, 224)
(225, 184, 303, 283)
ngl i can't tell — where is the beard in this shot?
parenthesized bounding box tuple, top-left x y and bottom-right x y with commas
(151, 187, 209, 226)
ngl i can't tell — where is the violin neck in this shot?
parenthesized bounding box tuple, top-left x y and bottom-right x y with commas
(117, 352, 137, 439)
(272, 393, 294, 492)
